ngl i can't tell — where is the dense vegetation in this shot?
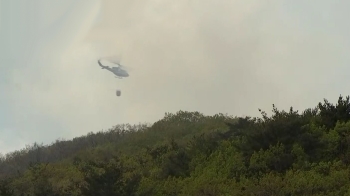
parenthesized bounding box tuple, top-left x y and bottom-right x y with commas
(1, 95, 350, 195)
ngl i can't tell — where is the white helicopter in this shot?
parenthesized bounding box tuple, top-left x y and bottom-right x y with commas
(98, 58, 129, 79)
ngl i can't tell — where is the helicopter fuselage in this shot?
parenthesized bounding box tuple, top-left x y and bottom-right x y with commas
(107, 67, 129, 77)
(98, 60, 129, 78)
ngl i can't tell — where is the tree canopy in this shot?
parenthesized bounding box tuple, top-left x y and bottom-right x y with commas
(1, 95, 350, 195)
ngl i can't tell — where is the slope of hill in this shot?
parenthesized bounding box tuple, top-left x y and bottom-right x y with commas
(1, 95, 350, 195)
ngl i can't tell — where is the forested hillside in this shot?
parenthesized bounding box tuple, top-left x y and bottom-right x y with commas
(1, 95, 350, 195)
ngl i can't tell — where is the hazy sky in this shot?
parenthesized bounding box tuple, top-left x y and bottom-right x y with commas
(1, 0, 350, 154)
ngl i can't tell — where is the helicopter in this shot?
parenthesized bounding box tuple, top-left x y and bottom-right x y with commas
(98, 58, 129, 79)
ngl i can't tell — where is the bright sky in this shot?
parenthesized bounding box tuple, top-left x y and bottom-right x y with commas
(1, 0, 349, 154)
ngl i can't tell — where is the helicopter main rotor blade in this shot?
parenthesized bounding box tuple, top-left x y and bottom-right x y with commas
(100, 54, 122, 64)
(98, 54, 132, 72)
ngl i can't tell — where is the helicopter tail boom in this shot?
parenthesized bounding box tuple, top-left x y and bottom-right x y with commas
(98, 59, 107, 69)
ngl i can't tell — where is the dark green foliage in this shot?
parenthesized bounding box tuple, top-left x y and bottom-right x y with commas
(1, 95, 350, 195)
(317, 95, 350, 130)
(0, 179, 13, 196)
(76, 157, 125, 196)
